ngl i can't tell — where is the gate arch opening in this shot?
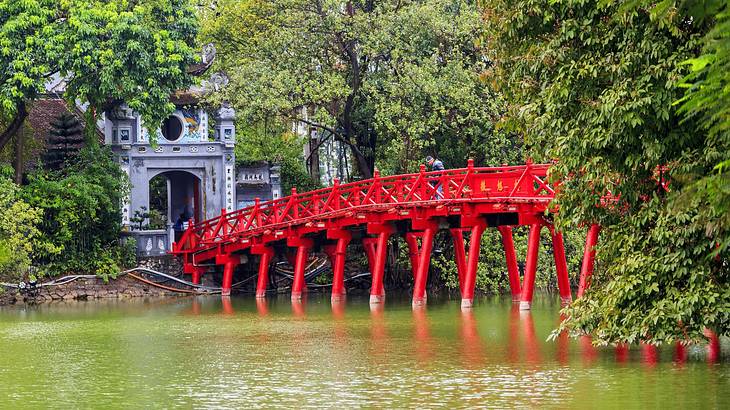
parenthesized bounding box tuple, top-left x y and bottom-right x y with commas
(148, 170, 202, 240)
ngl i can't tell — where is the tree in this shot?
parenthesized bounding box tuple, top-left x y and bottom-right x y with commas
(235, 120, 320, 193)
(485, 0, 728, 344)
(23, 145, 134, 279)
(0, 166, 46, 281)
(43, 112, 85, 170)
(201, 0, 505, 178)
(0, 0, 199, 151)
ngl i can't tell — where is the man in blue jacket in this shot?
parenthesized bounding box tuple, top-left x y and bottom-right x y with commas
(425, 155, 444, 172)
(425, 156, 445, 199)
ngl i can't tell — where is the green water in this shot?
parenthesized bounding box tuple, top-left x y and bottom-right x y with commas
(0, 293, 726, 408)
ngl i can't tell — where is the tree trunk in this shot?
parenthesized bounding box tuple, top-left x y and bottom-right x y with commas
(14, 128, 23, 184)
(0, 102, 28, 152)
(308, 131, 321, 183)
(352, 148, 372, 179)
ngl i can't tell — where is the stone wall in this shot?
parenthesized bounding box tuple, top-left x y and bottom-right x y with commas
(137, 255, 184, 276)
(1, 274, 181, 305)
(0, 256, 186, 305)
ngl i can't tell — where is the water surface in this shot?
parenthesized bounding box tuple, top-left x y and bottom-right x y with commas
(0, 294, 726, 408)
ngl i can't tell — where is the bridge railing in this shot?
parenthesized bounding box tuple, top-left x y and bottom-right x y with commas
(172, 162, 554, 254)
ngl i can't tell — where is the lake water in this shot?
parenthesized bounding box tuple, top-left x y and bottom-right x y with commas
(0, 293, 726, 408)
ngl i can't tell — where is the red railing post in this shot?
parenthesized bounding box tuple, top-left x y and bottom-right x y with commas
(578, 224, 601, 297)
(498, 226, 522, 302)
(520, 224, 542, 310)
(290, 187, 299, 220)
(373, 170, 382, 204)
(220, 208, 227, 236)
(254, 197, 262, 228)
(466, 159, 475, 198)
(332, 178, 340, 211)
(460, 220, 486, 309)
(419, 164, 426, 200)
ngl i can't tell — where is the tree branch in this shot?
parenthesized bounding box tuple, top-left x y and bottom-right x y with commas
(295, 117, 367, 161)
(0, 102, 28, 152)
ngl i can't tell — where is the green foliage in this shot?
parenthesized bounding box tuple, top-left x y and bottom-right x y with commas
(432, 227, 585, 294)
(0, 166, 46, 281)
(235, 120, 319, 193)
(22, 145, 134, 279)
(486, 0, 729, 344)
(201, 0, 503, 178)
(0, 0, 198, 144)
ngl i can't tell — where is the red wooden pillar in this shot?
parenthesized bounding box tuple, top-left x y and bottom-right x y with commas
(550, 227, 572, 306)
(519, 224, 542, 310)
(251, 245, 275, 299)
(705, 328, 720, 363)
(216, 254, 240, 297)
(412, 221, 438, 307)
(450, 228, 467, 292)
(287, 237, 313, 301)
(404, 232, 422, 279)
(326, 229, 352, 303)
(497, 226, 521, 302)
(367, 223, 394, 304)
(460, 221, 486, 309)
(184, 263, 206, 285)
(191, 267, 204, 285)
(578, 224, 601, 297)
(362, 237, 377, 275)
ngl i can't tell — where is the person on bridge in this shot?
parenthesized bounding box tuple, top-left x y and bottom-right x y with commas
(426, 155, 445, 172)
(426, 155, 445, 199)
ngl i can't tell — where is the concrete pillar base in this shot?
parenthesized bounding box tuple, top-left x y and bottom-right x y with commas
(369, 294, 385, 304)
(412, 297, 427, 308)
(519, 301, 532, 311)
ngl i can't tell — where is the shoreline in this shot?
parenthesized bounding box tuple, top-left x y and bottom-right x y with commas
(0, 274, 181, 306)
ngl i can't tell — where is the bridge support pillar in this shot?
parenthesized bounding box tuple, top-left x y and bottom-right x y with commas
(460, 220, 487, 309)
(288, 237, 313, 301)
(367, 224, 395, 304)
(326, 230, 352, 303)
(450, 229, 467, 292)
(215, 255, 240, 297)
(550, 227, 572, 306)
(498, 226, 521, 302)
(412, 221, 439, 307)
(520, 224, 542, 310)
(184, 262, 207, 285)
(404, 232, 422, 279)
(252, 245, 275, 299)
(578, 224, 601, 297)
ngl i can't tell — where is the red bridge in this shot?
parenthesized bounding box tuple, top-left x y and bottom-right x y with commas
(172, 160, 600, 309)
